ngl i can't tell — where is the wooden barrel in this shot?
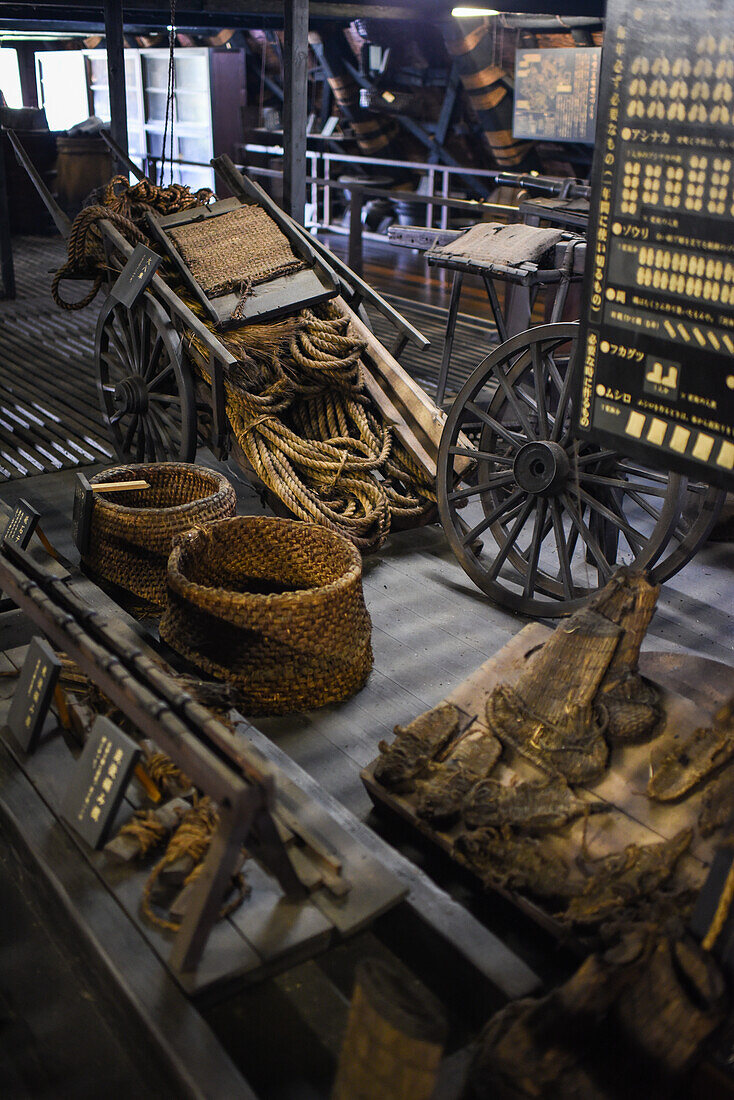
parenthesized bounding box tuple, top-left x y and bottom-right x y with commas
(55, 134, 114, 215)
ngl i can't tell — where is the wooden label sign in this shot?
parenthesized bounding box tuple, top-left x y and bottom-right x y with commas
(111, 244, 161, 309)
(573, 0, 734, 491)
(61, 716, 141, 849)
(2, 498, 40, 549)
(71, 473, 94, 556)
(6, 637, 61, 753)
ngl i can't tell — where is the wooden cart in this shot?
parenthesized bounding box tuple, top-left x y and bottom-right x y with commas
(8, 129, 449, 503)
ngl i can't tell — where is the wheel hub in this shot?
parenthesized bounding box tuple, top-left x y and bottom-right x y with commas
(513, 441, 570, 496)
(113, 374, 149, 415)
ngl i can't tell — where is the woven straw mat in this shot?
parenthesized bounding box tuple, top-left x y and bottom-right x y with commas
(168, 205, 305, 298)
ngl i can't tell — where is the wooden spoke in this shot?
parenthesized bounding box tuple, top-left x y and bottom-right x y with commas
(531, 343, 550, 440)
(523, 497, 549, 597)
(550, 498, 575, 599)
(448, 471, 516, 503)
(562, 492, 612, 581)
(575, 486, 646, 555)
(459, 488, 525, 547)
(485, 497, 536, 582)
(464, 401, 525, 451)
(577, 471, 669, 498)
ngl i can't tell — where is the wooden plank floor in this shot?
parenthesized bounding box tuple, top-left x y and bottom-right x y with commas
(0, 236, 113, 481)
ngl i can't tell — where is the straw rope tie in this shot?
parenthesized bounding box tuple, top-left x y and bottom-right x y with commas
(142, 797, 246, 932)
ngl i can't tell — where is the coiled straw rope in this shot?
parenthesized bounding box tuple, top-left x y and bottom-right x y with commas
(52, 175, 213, 310)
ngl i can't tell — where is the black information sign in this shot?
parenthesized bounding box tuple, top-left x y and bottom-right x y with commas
(2, 498, 39, 549)
(514, 48, 601, 145)
(110, 244, 161, 309)
(6, 637, 61, 753)
(61, 715, 141, 849)
(71, 473, 94, 556)
(574, 0, 734, 491)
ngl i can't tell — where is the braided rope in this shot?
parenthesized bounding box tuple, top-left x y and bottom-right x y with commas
(141, 797, 246, 932)
(51, 176, 213, 311)
(189, 302, 435, 553)
(113, 808, 172, 857)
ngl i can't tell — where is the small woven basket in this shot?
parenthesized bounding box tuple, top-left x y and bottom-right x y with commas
(159, 516, 373, 715)
(83, 463, 237, 608)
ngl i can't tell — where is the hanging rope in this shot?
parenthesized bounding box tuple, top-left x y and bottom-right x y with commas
(160, 0, 177, 187)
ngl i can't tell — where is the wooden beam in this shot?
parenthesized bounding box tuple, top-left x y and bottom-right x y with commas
(0, 138, 16, 300)
(282, 0, 308, 224)
(16, 43, 39, 108)
(103, 0, 128, 157)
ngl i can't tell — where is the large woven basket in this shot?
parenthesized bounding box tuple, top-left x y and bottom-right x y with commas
(82, 463, 237, 608)
(159, 516, 373, 715)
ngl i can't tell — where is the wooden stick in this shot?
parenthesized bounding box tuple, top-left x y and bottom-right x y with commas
(92, 480, 150, 493)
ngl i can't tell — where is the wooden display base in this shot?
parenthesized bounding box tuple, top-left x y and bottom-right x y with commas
(362, 623, 734, 941)
(0, 639, 406, 998)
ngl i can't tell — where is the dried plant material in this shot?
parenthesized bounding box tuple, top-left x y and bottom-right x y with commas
(455, 828, 578, 900)
(374, 703, 460, 792)
(562, 828, 693, 926)
(590, 571, 662, 744)
(596, 672, 662, 746)
(414, 729, 501, 827)
(648, 697, 734, 803)
(486, 607, 618, 783)
(468, 933, 724, 1099)
(462, 777, 607, 834)
(698, 766, 734, 837)
(614, 937, 726, 1075)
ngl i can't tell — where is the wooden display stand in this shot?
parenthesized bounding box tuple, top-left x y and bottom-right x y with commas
(363, 623, 734, 941)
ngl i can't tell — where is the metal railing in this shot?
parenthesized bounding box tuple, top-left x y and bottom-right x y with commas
(144, 148, 518, 275)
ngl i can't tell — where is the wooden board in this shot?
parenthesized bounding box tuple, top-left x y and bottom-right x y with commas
(362, 623, 733, 939)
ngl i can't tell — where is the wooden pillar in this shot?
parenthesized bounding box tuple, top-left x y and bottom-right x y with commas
(103, 0, 128, 156)
(283, 0, 308, 224)
(0, 139, 16, 300)
(16, 44, 39, 108)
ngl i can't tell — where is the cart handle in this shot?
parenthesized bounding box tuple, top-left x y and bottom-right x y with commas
(3, 126, 71, 238)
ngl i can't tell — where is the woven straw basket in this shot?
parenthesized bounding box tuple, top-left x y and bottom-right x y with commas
(83, 463, 236, 607)
(159, 516, 373, 715)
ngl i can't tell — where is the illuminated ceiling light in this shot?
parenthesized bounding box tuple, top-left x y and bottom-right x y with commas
(451, 7, 501, 15)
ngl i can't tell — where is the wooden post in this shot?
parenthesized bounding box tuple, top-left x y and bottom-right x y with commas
(0, 138, 16, 300)
(103, 0, 129, 157)
(347, 187, 363, 277)
(16, 44, 39, 108)
(283, 0, 308, 224)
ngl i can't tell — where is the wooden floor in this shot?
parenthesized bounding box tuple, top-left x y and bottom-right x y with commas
(0, 237, 113, 481)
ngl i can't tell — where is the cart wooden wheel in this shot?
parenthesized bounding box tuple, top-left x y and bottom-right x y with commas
(437, 323, 725, 617)
(96, 292, 197, 463)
